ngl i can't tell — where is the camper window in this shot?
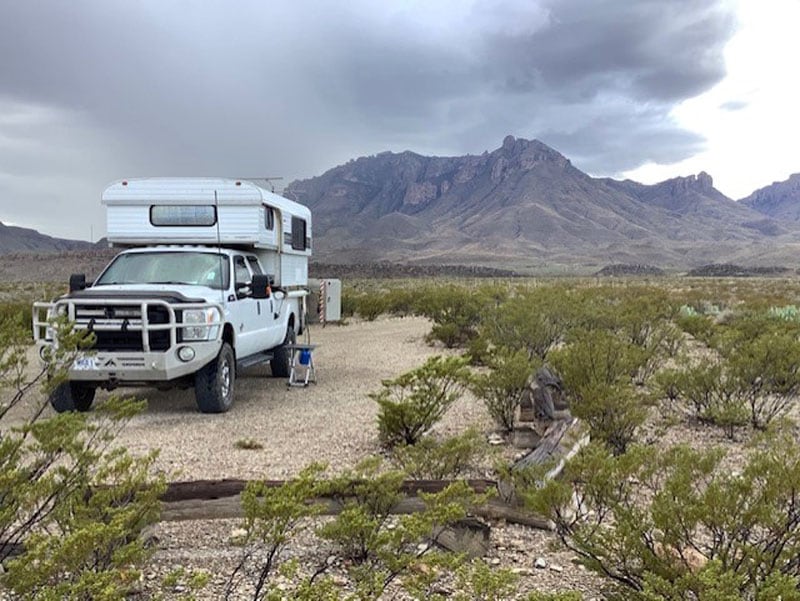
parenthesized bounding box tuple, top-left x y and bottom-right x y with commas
(265, 207, 274, 231)
(291, 217, 307, 250)
(150, 205, 217, 227)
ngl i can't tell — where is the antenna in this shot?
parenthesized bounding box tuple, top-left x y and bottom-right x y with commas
(214, 190, 225, 305)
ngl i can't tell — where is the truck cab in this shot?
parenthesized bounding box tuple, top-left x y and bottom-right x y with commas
(33, 178, 310, 413)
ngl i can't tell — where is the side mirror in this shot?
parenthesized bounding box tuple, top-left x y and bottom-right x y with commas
(69, 274, 87, 292)
(252, 274, 271, 299)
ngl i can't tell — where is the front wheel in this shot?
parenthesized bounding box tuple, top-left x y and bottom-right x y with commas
(49, 382, 96, 413)
(270, 327, 296, 378)
(194, 343, 235, 413)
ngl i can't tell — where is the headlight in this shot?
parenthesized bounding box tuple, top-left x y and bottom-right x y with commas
(182, 308, 221, 341)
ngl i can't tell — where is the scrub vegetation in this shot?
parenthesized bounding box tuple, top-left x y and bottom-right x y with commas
(7, 275, 800, 598)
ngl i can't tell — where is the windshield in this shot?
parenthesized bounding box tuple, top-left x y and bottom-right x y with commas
(95, 251, 230, 290)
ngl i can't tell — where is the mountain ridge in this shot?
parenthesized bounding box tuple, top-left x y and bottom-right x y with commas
(287, 135, 797, 269)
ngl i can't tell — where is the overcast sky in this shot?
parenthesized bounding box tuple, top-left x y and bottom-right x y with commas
(1, 0, 797, 241)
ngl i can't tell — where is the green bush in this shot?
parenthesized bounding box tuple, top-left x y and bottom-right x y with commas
(372, 355, 470, 447)
(549, 329, 648, 454)
(528, 430, 800, 600)
(481, 285, 575, 360)
(391, 428, 486, 479)
(0, 311, 165, 599)
(416, 284, 493, 348)
(668, 359, 750, 438)
(470, 348, 538, 432)
(666, 328, 800, 434)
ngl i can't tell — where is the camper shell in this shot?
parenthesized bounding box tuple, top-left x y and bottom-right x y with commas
(103, 177, 311, 288)
(33, 177, 312, 414)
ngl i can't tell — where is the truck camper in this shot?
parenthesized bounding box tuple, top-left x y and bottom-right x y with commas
(33, 178, 311, 413)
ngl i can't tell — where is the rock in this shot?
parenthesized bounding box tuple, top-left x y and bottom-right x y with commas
(488, 433, 505, 446)
(550, 564, 563, 573)
(534, 557, 547, 569)
(229, 527, 248, 545)
(511, 567, 533, 576)
(490, 558, 501, 566)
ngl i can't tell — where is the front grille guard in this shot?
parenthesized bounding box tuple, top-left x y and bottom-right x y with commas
(32, 298, 224, 352)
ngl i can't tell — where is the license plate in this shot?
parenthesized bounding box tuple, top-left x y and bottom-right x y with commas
(73, 357, 97, 371)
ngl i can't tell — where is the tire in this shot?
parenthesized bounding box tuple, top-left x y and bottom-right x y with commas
(270, 326, 296, 378)
(49, 382, 96, 413)
(194, 342, 235, 413)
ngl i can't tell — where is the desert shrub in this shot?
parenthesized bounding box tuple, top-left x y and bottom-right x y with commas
(226, 464, 328, 599)
(355, 291, 390, 321)
(667, 329, 800, 434)
(528, 430, 800, 600)
(675, 313, 717, 346)
(340, 287, 359, 318)
(548, 329, 648, 454)
(668, 359, 750, 438)
(382, 287, 419, 317)
(372, 355, 470, 447)
(415, 284, 492, 348)
(453, 559, 519, 601)
(316, 458, 481, 599)
(391, 428, 485, 479)
(481, 285, 575, 360)
(470, 347, 539, 432)
(0, 312, 165, 599)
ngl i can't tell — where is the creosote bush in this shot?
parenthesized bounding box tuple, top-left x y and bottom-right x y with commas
(548, 329, 648, 454)
(391, 428, 486, 479)
(470, 347, 539, 432)
(528, 429, 800, 600)
(228, 457, 499, 601)
(372, 355, 470, 448)
(0, 311, 165, 600)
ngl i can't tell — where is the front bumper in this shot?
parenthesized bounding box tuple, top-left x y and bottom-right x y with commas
(63, 340, 223, 383)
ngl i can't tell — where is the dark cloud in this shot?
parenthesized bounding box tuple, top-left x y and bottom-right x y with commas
(0, 0, 737, 238)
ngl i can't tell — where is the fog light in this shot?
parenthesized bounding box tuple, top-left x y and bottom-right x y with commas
(177, 346, 196, 362)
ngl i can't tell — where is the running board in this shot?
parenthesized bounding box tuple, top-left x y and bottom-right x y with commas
(236, 352, 273, 371)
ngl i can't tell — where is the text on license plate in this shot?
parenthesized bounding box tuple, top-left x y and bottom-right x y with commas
(73, 357, 96, 370)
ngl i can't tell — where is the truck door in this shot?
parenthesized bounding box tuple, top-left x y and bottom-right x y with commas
(231, 255, 261, 357)
(246, 255, 283, 348)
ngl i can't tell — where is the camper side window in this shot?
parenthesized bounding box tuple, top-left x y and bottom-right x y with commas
(291, 217, 307, 251)
(264, 208, 274, 231)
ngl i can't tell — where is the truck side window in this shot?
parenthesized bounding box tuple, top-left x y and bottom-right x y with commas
(265, 207, 274, 231)
(246, 256, 263, 275)
(291, 217, 307, 251)
(234, 256, 251, 287)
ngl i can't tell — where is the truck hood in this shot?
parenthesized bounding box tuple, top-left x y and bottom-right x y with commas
(64, 284, 225, 304)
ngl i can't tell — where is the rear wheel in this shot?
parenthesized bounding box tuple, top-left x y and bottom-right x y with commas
(194, 343, 235, 413)
(270, 327, 296, 378)
(49, 382, 96, 413)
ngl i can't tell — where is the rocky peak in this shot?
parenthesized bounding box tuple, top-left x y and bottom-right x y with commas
(492, 136, 570, 180)
(659, 171, 715, 195)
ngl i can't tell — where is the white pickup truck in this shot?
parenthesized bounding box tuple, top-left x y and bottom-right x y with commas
(33, 178, 311, 413)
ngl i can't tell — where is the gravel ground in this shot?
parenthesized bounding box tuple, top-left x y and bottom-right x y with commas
(10, 316, 605, 599)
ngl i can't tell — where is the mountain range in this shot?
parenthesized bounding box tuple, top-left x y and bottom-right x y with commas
(286, 136, 800, 271)
(3, 136, 800, 272)
(0, 221, 96, 254)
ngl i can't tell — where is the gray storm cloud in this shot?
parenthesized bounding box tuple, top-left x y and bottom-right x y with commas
(0, 0, 736, 239)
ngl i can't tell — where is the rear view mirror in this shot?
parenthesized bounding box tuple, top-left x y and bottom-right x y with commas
(69, 274, 87, 292)
(252, 274, 271, 299)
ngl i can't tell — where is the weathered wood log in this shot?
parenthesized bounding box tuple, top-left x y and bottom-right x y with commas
(159, 494, 552, 531)
(160, 478, 497, 503)
(512, 417, 588, 477)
